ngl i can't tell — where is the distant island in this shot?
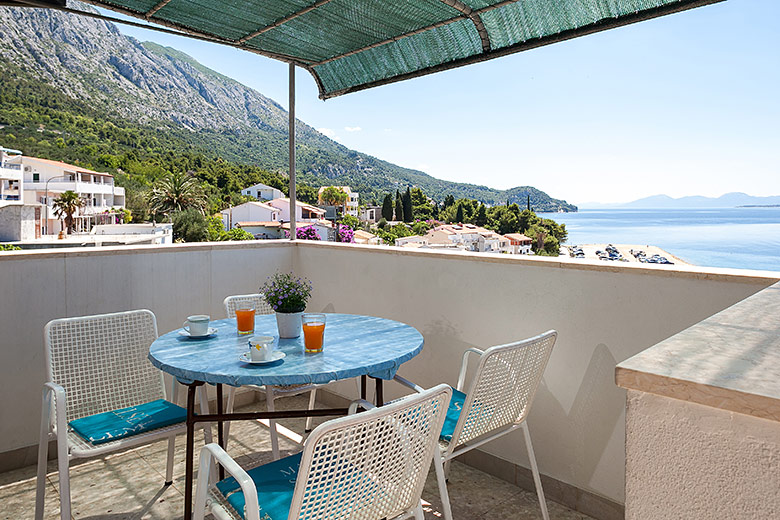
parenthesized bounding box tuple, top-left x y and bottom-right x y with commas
(581, 192, 780, 209)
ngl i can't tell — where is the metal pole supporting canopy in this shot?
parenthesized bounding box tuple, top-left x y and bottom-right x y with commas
(288, 63, 296, 241)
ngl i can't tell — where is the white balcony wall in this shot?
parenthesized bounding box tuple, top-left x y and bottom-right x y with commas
(291, 242, 777, 506)
(0, 240, 776, 508)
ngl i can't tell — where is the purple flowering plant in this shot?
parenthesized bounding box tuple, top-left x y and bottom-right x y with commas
(261, 272, 313, 313)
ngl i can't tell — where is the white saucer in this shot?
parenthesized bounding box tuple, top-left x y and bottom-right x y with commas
(239, 351, 286, 365)
(178, 327, 218, 339)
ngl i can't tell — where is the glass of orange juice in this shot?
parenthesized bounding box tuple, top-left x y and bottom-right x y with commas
(302, 313, 326, 353)
(235, 307, 255, 335)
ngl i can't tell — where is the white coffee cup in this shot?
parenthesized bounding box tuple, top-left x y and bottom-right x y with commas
(249, 335, 274, 361)
(183, 315, 210, 337)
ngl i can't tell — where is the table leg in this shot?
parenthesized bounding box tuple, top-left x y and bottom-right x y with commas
(184, 382, 201, 520)
(374, 377, 384, 406)
(361, 375, 367, 400)
(216, 384, 225, 480)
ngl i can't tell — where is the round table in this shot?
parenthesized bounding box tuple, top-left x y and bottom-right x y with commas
(149, 313, 424, 386)
(149, 313, 423, 519)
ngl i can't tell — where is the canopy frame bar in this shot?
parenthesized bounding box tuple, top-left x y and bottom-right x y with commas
(237, 0, 335, 45)
(438, 0, 490, 52)
(144, 0, 171, 18)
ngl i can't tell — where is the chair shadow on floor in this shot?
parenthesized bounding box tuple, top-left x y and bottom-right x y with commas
(77, 483, 170, 520)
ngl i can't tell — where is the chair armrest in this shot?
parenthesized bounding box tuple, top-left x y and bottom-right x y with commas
(43, 382, 67, 432)
(456, 348, 485, 392)
(348, 399, 376, 415)
(393, 374, 425, 393)
(195, 443, 261, 520)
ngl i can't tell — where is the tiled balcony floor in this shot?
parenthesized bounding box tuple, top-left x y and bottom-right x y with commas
(0, 394, 593, 520)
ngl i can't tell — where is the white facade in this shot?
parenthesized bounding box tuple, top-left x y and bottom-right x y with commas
(0, 149, 24, 205)
(318, 186, 359, 217)
(268, 198, 326, 223)
(9, 155, 125, 235)
(220, 201, 280, 230)
(241, 183, 283, 201)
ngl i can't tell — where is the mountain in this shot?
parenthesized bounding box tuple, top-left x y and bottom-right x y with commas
(0, 4, 576, 212)
(582, 193, 780, 209)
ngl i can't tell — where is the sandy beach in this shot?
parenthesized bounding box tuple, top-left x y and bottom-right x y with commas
(563, 244, 690, 266)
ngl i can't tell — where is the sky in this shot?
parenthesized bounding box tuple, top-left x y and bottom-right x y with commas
(103, 0, 779, 205)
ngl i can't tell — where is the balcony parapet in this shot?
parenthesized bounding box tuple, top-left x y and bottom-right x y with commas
(616, 281, 780, 421)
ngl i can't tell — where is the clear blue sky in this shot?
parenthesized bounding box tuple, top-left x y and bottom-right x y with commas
(105, 0, 778, 205)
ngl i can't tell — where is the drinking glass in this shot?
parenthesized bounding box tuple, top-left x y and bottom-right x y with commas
(302, 313, 326, 353)
(235, 307, 255, 335)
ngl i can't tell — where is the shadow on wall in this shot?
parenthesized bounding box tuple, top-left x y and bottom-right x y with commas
(533, 343, 623, 490)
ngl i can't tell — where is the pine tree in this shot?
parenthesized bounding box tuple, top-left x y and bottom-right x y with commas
(382, 194, 394, 221)
(402, 187, 413, 222)
(395, 191, 403, 222)
(475, 204, 488, 226)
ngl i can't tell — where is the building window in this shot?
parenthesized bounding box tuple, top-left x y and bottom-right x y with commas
(33, 173, 39, 182)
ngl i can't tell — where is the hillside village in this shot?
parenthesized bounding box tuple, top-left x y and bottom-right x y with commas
(1, 146, 551, 255)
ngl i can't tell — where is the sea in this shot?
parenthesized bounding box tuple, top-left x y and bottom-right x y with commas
(537, 208, 780, 273)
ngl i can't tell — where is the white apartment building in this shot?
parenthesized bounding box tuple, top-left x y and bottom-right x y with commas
(317, 186, 359, 217)
(241, 183, 284, 201)
(0, 148, 24, 204)
(9, 156, 126, 234)
(396, 224, 513, 253)
(268, 197, 326, 223)
(220, 201, 280, 230)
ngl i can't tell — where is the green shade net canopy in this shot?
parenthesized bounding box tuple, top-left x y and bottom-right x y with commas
(14, 0, 722, 98)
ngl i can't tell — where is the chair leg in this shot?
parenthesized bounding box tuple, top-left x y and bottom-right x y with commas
(521, 422, 549, 520)
(164, 435, 176, 485)
(412, 502, 425, 520)
(266, 387, 280, 460)
(304, 388, 317, 432)
(35, 393, 51, 520)
(223, 386, 236, 451)
(55, 428, 71, 520)
(433, 450, 454, 520)
(443, 459, 452, 480)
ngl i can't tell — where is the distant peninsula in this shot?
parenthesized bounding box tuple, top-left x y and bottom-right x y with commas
(582, 192, 780, 209)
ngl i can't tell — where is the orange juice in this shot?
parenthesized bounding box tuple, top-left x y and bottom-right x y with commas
(303, 322, 325, 352)
(235, 308, 255, 335)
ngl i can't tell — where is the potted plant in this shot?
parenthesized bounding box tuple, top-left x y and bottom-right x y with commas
(261, 272, 313, 338)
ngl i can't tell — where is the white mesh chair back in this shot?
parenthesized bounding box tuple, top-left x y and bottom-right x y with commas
(289, 384, 452, 520)
(452, 330, 557, 447)
(44, 310, 162, 423)
(223, 293, 273, 318)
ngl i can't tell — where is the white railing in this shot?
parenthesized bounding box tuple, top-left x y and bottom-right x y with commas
(0, 240, 775, 509)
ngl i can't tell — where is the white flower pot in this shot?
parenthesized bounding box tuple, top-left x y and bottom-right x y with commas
(276, 311, 302, 338)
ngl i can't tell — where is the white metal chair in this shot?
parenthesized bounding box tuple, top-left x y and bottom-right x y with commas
(395, 330, 558, 520)
(222, 294, 320, 459)
(35, 309, 213, 520)
(194, 384, 452, 520)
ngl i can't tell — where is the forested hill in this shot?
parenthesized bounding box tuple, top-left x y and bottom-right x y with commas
(0, 3, 576, 212)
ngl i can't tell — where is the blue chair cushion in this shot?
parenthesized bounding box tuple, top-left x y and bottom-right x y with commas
(216, 452, 302, 520)
(440, 387, 467, 442)
(68, 399, 186, 445)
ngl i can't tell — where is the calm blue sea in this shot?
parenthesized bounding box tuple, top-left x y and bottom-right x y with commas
(538, 208, 780, 272)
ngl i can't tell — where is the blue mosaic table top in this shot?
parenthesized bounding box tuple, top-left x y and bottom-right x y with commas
(148, 313, 424, 386)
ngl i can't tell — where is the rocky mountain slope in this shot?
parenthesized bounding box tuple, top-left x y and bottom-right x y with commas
(0, 3, 576, 211)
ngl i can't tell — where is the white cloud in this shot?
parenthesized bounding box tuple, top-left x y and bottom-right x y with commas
(317, 127, 337, 138)
(344, 126, 362, 132)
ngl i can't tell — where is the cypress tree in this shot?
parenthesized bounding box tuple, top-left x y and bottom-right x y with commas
(402, 187, 413, 222)
(475, 204, 488, 226)
(455, 204, 464, 224)
(395, 191, 403, 222)
(381, 194, 393, 221)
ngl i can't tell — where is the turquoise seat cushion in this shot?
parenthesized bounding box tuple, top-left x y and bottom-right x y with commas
(440, 387, 467, 442)
(216, 452, 302, 520)
(68, 399, 186, 445)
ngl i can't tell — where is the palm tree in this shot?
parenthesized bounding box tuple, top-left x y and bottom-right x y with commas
(148, 171, 206, 217)
(52, 191, 84, 234)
